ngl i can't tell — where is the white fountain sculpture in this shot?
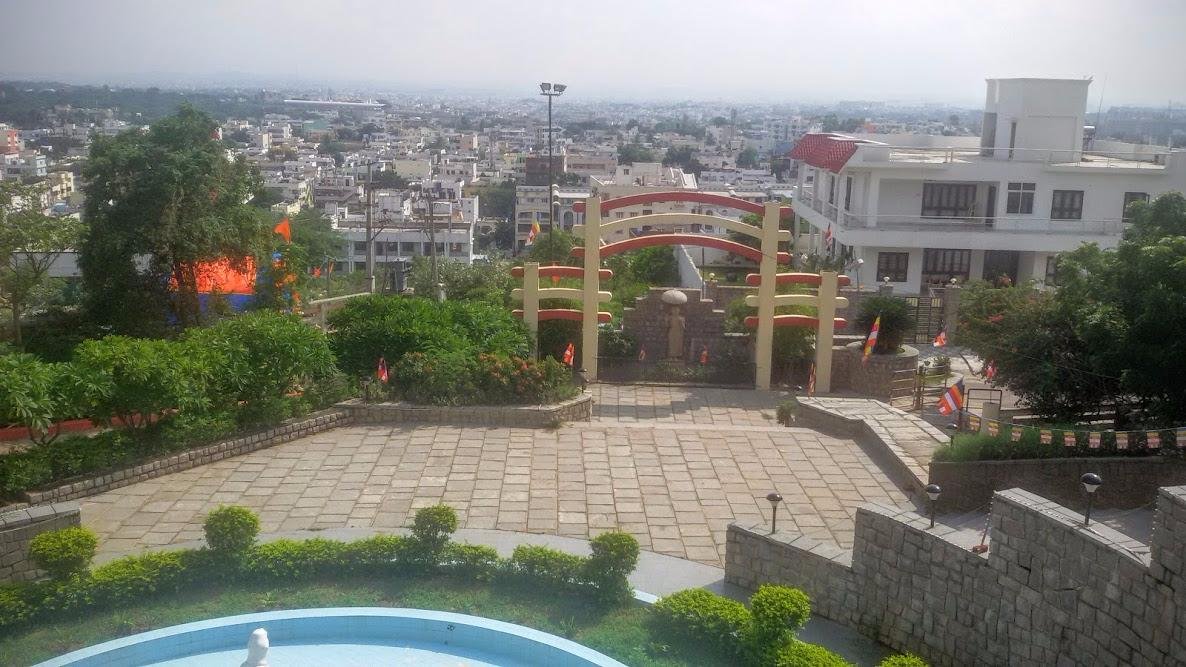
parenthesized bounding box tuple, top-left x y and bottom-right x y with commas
(241, 628, 269, 667)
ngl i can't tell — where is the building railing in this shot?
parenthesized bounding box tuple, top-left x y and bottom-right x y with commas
(831, 210, 1126, 235)
(851, 144, 1171, 168)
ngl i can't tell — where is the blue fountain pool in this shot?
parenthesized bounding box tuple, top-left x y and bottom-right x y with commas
(35, 608, 628, 667)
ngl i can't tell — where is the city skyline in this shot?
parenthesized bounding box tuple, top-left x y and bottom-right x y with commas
(2, 0, 1184, 107)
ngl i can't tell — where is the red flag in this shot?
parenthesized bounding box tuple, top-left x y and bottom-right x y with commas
(823, 224, 833, 247)
(699, 346, 709, 365)
(312, 266, 322, 277)
(376, 356, 389, 383)
(273, 218, 292, 243)
(638, 347, 647, 362)
(933, 328, 947, 347)
(862, 316, 880, 365)
(807, 363, 816, 397)
(983, 360, 997, 380)
(562, 343, 575, 367)
(937, 379, 964, 415)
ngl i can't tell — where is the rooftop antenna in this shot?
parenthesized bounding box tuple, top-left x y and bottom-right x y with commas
(1095, 74, 1106, 139)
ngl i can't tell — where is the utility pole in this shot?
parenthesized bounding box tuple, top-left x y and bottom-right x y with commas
(365, 161, 375, 293)
(539, 82, 566, 244)
(427, 184, 439, 295)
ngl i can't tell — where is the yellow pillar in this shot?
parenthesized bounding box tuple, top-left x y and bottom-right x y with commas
(524, 262, 540, 359)
(755, 202, 780, 390)
(582, 197, 601, 380)
(815, 271, 838, 393)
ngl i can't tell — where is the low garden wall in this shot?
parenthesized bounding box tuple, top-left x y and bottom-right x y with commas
(0, 502, 80, 582)
(339, 393, 593, 428)
(23, 410, 349, 505)
(725, 485, 1186, 666)
(929, 456, 1186, 512)
(830, 342, 918, 400)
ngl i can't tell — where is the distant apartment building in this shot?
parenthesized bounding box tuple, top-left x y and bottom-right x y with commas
(1, 124, 21, 155)
(790, 77, 1186, 294)
(565, 151, 618, 178)
(1, 151, 48, 180)
(524, 154, 568, 186)
(512, 185, 590, 251)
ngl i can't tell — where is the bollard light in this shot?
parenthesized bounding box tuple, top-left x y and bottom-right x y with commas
(925, 483, 941, 528)
(766, 492, 783, 534)
(1081, 473, 1102, 526)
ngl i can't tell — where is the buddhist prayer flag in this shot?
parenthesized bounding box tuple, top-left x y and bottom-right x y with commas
(699, 346, 709, 365)
(1147, 431, 1161, 450)
(562, 343, 575, 367)
(1062, 431, 1076, 447)
(1115, 431, 1128, 449)
(526, 220, 541, 246)
(1011, 425, 1023, 442)
(823, 224, 833, 247)
(933, 327, 947, 347)
(807, 363, 817, 397)
(376, 356, 389, 383)
(863, 316, 880, 365)
(987, 421, 999, 436)
(967, 414, 981, 431)
(638, 347, 647, 362)
(983, 360, 997, 380)
(937, 380, 964, 416)
(1089, 432, 1101, 449)
(1040, 429, 1052, 445)
(1177, 429, 1186, 448)
(273, 218, 292, 243)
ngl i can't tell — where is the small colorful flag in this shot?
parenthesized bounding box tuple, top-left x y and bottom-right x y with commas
(526, 220, 541, 246)
(699, 346, 709, 365)
(376, 356, 389, 383)
(983, 360, 997, 380)
(273, 218, 292, 243)
(1011, 425, 1023, 442)
(933, 327, 947, 347)
(1115, 431, 1128, 449)
(312, 266, 322, 278)
(562, 342, 575, 367)
(807, 363, 817, 397)
(1088, 432, 1101, 449)
(862, 316, 881, 365)
(1062, 431, 1076, 447)
(937, 380, 965, 416)
(1177, 428, 1186, 448)
(1147, 431, 1161, 450)
(638, 347, 647, 362)
(987, 421, 999, 436)
(823, 224, 833, 247)
(1040, 429, 1052, 445)
(967, 414, 981, 431)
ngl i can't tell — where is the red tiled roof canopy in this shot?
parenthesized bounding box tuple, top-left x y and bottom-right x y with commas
(788, 133, 863, 173)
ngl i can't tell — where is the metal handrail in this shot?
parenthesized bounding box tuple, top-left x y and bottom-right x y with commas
(851, 143, 1171, 168)
(832, 211, 1126, 235)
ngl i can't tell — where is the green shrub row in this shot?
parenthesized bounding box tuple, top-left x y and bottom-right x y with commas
(0, 504, 640, 632)
(387, 352, 577, 406)
(932, 427, 1183, 462)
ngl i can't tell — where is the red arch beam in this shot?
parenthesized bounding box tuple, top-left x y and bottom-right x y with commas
(514, 309, 612, 323)
(511, 266, 614, 280)
(572, 191, 792, 218)
(572, 234, 791, 265)
(743, 315, 848, 330)
(745, 272, 852, 287)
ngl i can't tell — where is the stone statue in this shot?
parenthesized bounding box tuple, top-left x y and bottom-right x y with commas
(661, 289, 689, 360)
(242, 628, 269, 667)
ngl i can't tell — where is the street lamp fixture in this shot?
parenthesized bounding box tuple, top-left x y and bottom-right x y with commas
(766, 492, 783, 534)
(925, 483, 941, 528)
(1080, 473, 1102, 526)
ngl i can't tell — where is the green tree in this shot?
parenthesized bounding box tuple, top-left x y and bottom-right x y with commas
(290, 209, 345, 272)
(317, 140, 346, 165)
(617, 143, 655, 164)
(473, 180, 516, 220)
(663, 146, 705, 175)
(372, 170, 408, 189)
(736, 147, 760, 168)
(78, 106, 269, 332)
(0, 181, 84, 347)
(526, 228, 577, 265)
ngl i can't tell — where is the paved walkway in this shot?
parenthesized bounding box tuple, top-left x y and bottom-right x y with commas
(82, 386, 913, 567)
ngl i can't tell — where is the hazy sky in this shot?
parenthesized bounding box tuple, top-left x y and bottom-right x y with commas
(3, 0, 1184, 107)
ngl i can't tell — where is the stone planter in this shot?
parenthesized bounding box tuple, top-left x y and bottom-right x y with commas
(830, 342, 919, 400)
(338, 392, 593, 428)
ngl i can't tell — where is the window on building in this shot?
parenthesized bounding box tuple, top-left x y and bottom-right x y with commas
(353, 241, 367, 255)
(876, 252, 909, 283)
(1006, 182, 1035, 214)
(615, 212, 625, 219)
(1050, 190, 1084, 220)
(827, 174, 837, 205)
(844, 176, 853, 211)
(1122, 192, 1149, 221)
(922, 249, 972, 285)
(642, 209, 653, 215)
(401, 242, 416, 254)
(1044, 255, 1059, 286)
(921, 183, 976, 218)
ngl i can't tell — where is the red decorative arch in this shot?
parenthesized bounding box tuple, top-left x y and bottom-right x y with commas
(745, 272, 852, 287)
(572, 234, 791, 264)
(513, 309, 612, 323)
(511, 266, 614, 280)
(743, 315, 848, 330)
(572, 191, 792, 218)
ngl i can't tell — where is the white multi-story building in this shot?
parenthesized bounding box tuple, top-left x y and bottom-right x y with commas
(790, 78, 1185, 294)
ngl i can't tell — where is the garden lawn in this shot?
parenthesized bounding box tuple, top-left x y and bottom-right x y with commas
(0, 575, 729, 667)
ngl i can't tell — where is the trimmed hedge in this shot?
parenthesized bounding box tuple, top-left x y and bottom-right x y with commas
(0, 505, 641, 634)
(28, 527, 98, 580)
(879, 654, 929, 667)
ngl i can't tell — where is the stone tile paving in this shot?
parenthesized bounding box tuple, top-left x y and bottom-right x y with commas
(801, 396, 948, 471)
(83, 386, 913, 566)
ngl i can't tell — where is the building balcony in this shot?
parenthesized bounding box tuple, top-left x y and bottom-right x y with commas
(833, 211, 1125, 236)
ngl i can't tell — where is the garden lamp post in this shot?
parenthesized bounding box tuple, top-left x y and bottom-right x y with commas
(1081, 473, 1102, 526)
(766, 492, 783, 534)
(925, 483, 942, 528)
(539, 82, 566, 244)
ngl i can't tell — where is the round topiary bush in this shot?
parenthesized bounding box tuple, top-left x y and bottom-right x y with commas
(410, 504, 458, 555)
(855, 296, 915, 354)
(28, 526, 98, 580)
(879, 654, 929, 667)
(750, 584, 812, 644)
(585, 531, 641, 603)
(203, 505, 260, 554)
(775, 639, 853, 666)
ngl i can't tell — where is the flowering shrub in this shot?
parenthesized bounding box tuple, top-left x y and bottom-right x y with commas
(391, 351, 576, 406)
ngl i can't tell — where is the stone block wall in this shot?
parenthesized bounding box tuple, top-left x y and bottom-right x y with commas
(725, 485, 1186, 666)
(830, 342, 918, 400)
(930, 457, 1186, 512)
(621, 288, 731, 360)
(341, 393, 593, 428)
(0, 502, 80, 582)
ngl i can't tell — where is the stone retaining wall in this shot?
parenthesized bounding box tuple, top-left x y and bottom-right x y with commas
(830, 342, 918, 400)
(725, 485, 1186, 666)
(794, 399, 927, 496)
(24, 410, 349, 505)
(0, 502, 80, 582)
(930, 456, 1186, 512)
(339, 393, 593, 428)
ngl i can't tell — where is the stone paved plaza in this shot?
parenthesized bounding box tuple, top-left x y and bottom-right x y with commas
(83, 386, 918, 566)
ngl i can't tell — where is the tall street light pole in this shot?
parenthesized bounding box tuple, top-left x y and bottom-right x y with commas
(540, 82, 566, 246)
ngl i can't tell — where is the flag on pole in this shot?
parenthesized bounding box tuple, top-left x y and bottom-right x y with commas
(273, 218, 292, 243)
(1088, 432, 1101, 449)
(862, 316, 880, 365)
(638, 347, 647, 362)
(376, 356, 389, 383)
(937, 379, 964, 415)
(312, 266, 322, 278)
(699, 346, 709, 365)
(823, 224, 833, 248)
(1147, 431, 1161, 450)
(1011, 425, 1023, 442)
(562, 343, 575, 367)
(526, 220, 541, 246)
(933, 327, 947, 347)
(807, 363, 817, 397)
(1115, 431, 1128, 450)
(983, 360, 997, 380)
